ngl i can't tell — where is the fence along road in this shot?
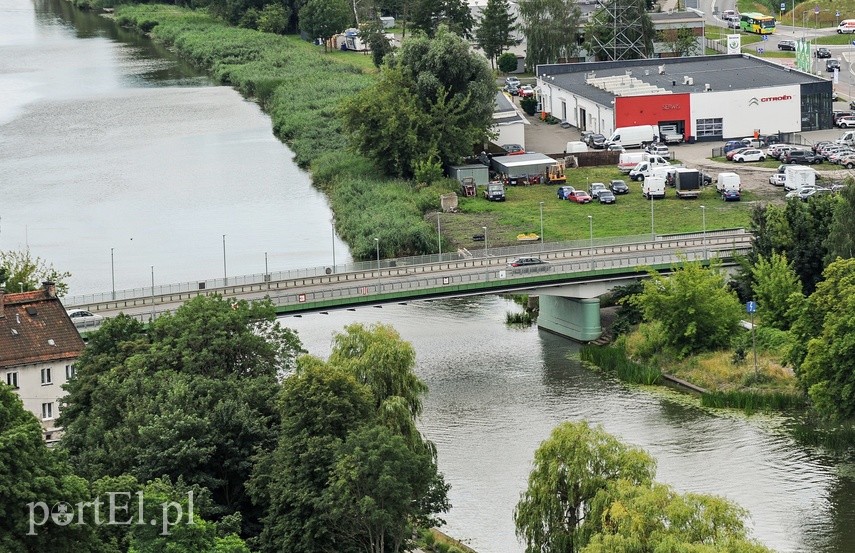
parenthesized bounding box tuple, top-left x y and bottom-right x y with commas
(65, 229, 752, 326)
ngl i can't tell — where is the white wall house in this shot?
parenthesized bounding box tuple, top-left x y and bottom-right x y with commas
(537, 77, 615, 136)
(0, 283, 84, 444)
(690, 85, 801, 139)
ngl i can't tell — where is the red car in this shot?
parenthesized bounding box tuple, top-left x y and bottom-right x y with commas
(566, 190, 592, 204)
(518, 85, 535, 98)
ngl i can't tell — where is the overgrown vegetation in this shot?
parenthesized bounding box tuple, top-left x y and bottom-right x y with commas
(581, 345, 662, 385)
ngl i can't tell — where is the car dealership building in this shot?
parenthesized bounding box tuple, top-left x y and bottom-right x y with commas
(536, 54, 833, 142)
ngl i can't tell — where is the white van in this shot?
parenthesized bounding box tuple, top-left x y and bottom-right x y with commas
(607, 125, 659, 149)
(838, 19, 855, 34)
(642, 176, 666, 199)
(565, 141, 589, 154)
(716, 172, 741, 193)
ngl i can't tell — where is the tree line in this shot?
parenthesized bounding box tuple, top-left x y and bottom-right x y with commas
(1, 296, 448, 552)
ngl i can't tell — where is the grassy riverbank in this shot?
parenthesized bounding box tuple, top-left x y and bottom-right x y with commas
(115, 5, 453, 260)
(584, 324, 804, 413)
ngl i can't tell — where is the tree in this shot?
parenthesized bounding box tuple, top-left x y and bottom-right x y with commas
(514, 421, 656, 553)
(476, 0, 517, 68)
(0, 385, 102, 552)
(329, 323, 433, 455)
(783, 194, 837, 294)
(0, 249, 71, 296)
(360, 19, 395, 68)
(299, 0, 351, 52)
(659, 27, 700, 57)
(750, 252, 803, 330)
(327, 425, 450, 553)
(410, 0, 475, 39)
(792, 258, 855, 420)
(586, 0, 654, 61)
(581, 480, 775, 553)
(629, 260, 743, 356)
(249, 361, 374, 553)
(59, 296, 303, 538)
(518, 0, 582, 71)
(341, 26, 495, 177)
(256, 3, 289, 33)
(498, 51, 519, 73)
(824, 176, 855, 263)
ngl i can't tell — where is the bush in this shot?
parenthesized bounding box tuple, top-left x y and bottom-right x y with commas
(520, 96, 538, 115)
(498, 52, 518, 73)
(413, 154, 444, 185)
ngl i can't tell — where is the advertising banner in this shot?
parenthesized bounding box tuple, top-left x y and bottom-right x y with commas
(726, 34, 741, 54)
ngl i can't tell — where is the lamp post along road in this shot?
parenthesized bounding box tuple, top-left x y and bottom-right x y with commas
(482, 226, 488, 281)
(222, 234, 227, 285)
(150, 266, 155, 321)
(588, 215, 594, 270)
(539, 202, 544, 251)
(331, 218, 336, 274)
(375, 238, 380, 292)
(650, 195, 655, 239)
(701, 205, 707, 260)
(437, 212, 442, 262)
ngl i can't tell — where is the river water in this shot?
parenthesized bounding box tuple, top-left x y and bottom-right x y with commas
(0, 0, 350, 294)
(2, 1, 853, 551)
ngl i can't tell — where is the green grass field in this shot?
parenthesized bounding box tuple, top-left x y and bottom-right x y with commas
(439, 169, 751, 251)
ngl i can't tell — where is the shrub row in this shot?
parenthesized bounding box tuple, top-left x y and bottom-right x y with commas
(701, 390, 805, 412)
(580, 345, 662, 386)
(115, 5, 446, 260)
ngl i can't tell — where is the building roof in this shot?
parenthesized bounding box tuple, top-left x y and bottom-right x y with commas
(494, 91, 526, 125)
(0, 283, 84, 370)
(537, 54, 827, 107)
(649, 10, 705, 23)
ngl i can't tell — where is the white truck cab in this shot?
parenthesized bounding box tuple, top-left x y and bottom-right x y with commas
(629, 156, 671, 181)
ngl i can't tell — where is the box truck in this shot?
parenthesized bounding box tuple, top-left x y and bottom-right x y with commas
(674, 168, 701, 198)
(618, 152, 651, 173)
(784, 165, 816, 191)
(716, 172, 741, 193)
(607, 125, 659, 149)
(642, 176, 666, 199)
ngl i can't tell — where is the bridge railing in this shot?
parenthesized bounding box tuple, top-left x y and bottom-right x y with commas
(75, 232, 751, 327)
(64, 231, 742, 307)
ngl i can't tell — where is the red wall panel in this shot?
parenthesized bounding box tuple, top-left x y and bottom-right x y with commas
(614, 93, 691, 132)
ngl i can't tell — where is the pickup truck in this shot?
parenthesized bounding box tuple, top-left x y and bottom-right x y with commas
(659, 125, 684, 145)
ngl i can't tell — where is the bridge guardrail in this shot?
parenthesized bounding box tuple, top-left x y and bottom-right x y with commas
(74, 231, 751, 328)
(63, 230, 746, 307)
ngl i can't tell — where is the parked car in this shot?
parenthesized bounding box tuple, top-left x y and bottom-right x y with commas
(778, 39, 797, 51)
(827, 59, 841, 72)
(609, 179, 630, 194)
(732, 148, 766, 162)
(783, 149, 820, 164)
(502, 143, 525, 155)
(727, 18, 740, 29)
(557, 185, 575, 199)
(598, 190, 616, 204)
(837, 154, 855, 169)
(67, 309, 104, 327)
(833, 111, 855, 124)
(507, 257, 546, 268)
(566, 190, 592, 203)
(815, 47, 832, 58)
(646, 143, 671, 160)
(505, 76, 521, 88)
(607, 144, 625, 152)
(504, 84, 520, 95)
(586, 133, 607, 148)
(838, 116, 855, 128)
(518, 85, 535, 98)
(588, 182, 608, 198)
(769, 173, 786, 186)
(723, 140, 745, 154)
(725, 147, 751, 161)
(721, 189, 741, 201)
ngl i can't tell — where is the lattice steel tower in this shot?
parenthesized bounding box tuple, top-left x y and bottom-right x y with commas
(590, 0, 649, 60)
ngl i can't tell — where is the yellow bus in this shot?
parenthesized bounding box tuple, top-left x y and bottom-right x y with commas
(740, 12, 776, 34)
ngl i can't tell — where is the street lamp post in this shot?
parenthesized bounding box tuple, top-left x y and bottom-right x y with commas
(331, 218, 336, 274)
(222, 234, 227, 285)
(375, 238, 380, 292)
(150, 265, 155, 321)
(482, 226, 488, 281)
(588, 215, 594, 270)
(264, 252, 269, 286)
(110, 247, 115, 301)
(650, 194, 655, 239)
(437, 212, 442, 262)
(701, 205, 707, 261)
(539, 202, 544, 250)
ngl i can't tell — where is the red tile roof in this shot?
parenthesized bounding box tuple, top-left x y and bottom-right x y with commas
(0, 285, 84, 369)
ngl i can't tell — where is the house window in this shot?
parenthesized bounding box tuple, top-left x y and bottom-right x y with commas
(65, 364, 76, 380)
(696, 118, 723, 138)
(41, 367, 52, 385)
(5, 372, 18, 389)
(41, 402, 53, 420)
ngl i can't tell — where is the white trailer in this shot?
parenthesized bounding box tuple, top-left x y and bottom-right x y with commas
(784, 165, 816, 191)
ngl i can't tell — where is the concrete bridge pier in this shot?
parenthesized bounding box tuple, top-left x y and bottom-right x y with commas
(537, 295, 602, 342)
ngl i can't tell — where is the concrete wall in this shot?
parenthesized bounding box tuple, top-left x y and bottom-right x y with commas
(537, 295, 602, 342)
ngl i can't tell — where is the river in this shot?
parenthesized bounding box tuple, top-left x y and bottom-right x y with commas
(1, 1, 853, 551)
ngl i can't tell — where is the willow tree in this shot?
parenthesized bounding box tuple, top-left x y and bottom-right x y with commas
(518, 0, 582, 71)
